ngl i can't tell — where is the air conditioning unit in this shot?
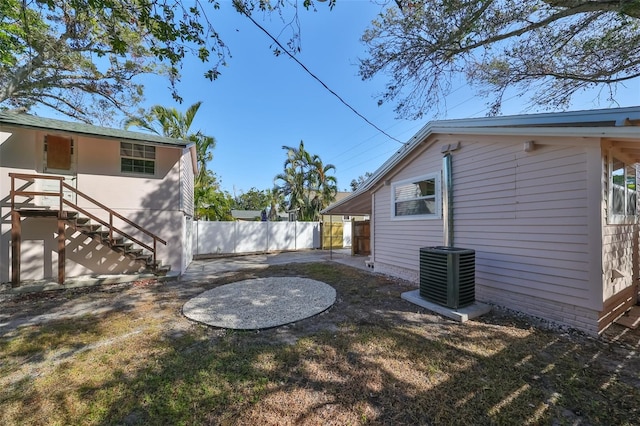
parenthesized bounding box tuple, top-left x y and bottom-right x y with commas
(419, 246, 475, 309)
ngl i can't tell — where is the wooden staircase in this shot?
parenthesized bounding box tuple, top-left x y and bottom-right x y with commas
(9, 173, 169, 287)
(66, 211, 170, 274)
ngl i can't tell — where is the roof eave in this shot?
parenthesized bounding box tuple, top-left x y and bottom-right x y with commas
(0, 113, 190, 148)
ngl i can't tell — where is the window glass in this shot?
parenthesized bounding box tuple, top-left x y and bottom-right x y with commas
(627, 164, 637, 215)
(610, 156, 637, 219)
(392, 174, 440, 219)
(120, 142, 155, 175)
(611, 158, 625, 215)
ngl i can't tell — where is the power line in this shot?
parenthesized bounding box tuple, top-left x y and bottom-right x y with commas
(235, 3, 405, 145)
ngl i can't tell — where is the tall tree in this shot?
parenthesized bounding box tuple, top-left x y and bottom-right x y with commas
(124, 101, 215, 188)
(266, 186, 286, 221)
(276, 140, 312, 216)
(195, 185, 234, 221)
(1, 0, 332, 123)
(360, 0, 640, 118)
(234, 187, 271, 211)
(308, 155, 337, 220)
(274, 140, 337, 221)
(124, 102, 222, 219)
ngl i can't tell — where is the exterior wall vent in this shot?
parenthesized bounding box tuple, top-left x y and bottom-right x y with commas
(419, 246, 475, 309)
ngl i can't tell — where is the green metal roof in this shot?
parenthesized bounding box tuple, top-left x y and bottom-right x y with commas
(0, 111, 190, 147)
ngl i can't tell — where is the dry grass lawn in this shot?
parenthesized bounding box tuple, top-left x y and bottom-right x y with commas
(1, 262, 639, 425)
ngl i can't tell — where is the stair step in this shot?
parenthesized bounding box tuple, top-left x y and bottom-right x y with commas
(155, 265, 171, 276)
(135, 254, 153, 263)
(87, 231, 110, 238)
(112, 243, 134, 253)
(127, 248, 143, 257)
(76, 223, 101, 232)
(60, 210, 168, 276)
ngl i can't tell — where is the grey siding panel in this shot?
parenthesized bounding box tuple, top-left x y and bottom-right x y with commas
(373, 136, 594, 310)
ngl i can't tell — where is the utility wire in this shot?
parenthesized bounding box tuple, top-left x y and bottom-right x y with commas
(235, 4, 406, 145)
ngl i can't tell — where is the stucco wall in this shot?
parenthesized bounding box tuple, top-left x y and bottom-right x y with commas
(0, 125, 190, 282)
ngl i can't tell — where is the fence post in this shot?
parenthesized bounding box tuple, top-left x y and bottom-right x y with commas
(194, 220, 199, 256)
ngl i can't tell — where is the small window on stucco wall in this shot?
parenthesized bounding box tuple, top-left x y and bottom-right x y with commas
(120, 142, 155, 175)
(609, 155, 637, 221)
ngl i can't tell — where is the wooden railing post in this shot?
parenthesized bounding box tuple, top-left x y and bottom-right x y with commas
(10, 174, 15, 210)
(58, 218, 65, 284)
(59, 178, 63, 216)
(11, 210, 21, 288)
(109, 213, 113, 243)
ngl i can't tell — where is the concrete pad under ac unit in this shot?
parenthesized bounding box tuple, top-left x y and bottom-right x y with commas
(401, 289, 491, 322)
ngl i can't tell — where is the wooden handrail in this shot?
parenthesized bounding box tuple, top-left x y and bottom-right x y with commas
(62, 200, 155, 253)
(10, 173, 167, 268)
(62, 182, 167, 245)
(9, 172, 64, 182)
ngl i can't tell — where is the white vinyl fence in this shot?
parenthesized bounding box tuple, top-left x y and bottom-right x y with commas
(193, 221, 321, 256)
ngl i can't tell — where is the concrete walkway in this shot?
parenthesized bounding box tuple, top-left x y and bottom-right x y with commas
(182, 249, 371, 283)
(0, 249, 371, 296)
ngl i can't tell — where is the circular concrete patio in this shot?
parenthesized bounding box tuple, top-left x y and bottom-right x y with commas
(182, 277, 336, 330)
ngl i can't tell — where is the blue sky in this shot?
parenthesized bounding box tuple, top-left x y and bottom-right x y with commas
(45, 1, 640, 195)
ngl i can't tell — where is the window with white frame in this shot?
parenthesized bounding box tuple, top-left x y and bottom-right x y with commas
(120, 142, 155, 175)
(610, 155, 637, 219)
(391, 173, 441, 219)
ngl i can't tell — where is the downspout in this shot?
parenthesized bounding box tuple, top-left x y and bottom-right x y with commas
(442, 153, 453, 247)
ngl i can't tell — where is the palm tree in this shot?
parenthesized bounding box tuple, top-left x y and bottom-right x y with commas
(309, 155, 337, 220)
(124, 102, 203, 139)
(277, 140, 312, 215)
(124, 102, 217, 217)
(274, 140, 337, 221)
(266, 186, 285, 221)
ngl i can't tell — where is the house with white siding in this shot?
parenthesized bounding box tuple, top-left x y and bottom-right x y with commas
(323, 106, 640, 334)
(0, 111, 197, 286)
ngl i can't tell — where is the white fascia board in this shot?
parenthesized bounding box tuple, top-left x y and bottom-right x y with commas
(432, 105, 640, 128)
(429, 125, 640, 140)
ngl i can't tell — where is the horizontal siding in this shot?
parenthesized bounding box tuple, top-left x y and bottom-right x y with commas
(456, 142, 591, 306)
(478, 286, 599, 335)
(373, 136, 596, 312)
(374, 182, 441, 272)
